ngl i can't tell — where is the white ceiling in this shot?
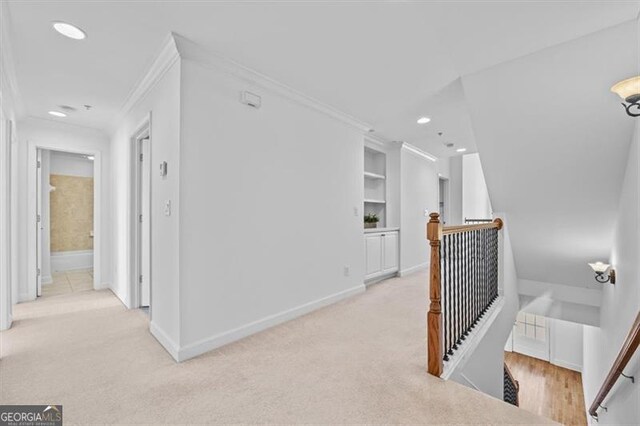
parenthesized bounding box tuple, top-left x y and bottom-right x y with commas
(5, 1, 640, 291)
(463, 19, 638, 289)
(4, 1, 639, 157)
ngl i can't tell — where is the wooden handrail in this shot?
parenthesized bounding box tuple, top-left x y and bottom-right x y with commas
(443, 218, 503, 235)
(589, 311, 640, 419)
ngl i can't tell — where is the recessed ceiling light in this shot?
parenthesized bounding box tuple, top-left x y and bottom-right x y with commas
(48, 111, 67, 117)
(52, 21, 86, 40)
(417, 117, 431, 124)
(456, 148, 467, 153)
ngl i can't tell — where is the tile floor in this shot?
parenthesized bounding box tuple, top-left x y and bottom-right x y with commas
(42, 269, 94, 297)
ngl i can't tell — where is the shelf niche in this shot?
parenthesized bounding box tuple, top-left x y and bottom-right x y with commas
(364, 147, 387, 228)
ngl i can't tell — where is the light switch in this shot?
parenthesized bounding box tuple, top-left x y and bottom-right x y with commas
(164, 200, 171, 216)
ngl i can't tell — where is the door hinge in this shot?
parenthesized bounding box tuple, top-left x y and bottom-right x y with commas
(36, 214, 41, 222)
(139, 214, 143, 223)
(37, 268, 41, 276)
(140, 153, 144, 162)
(139, 275, 143, 284)
(37, 160, 41, 168)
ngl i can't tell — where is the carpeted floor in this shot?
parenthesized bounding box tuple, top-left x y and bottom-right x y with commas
(0, 271, 553, 424)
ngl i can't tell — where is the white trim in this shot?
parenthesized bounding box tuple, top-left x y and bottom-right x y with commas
(27, 142, 103, 301)
(399, 262, 429, 277)
(173, 284, 366, 362)
(401, 142, 438, 162)
(459, 373, 482, 391)
(364, 134, 390, 148)
(110, 34, 179, 134)
(172, 34, 372, 132)
(550, 358, 582, 372)
(442, 297, 506, 380)
(129, 116, 152, 310)
(149, 321, 180, 361)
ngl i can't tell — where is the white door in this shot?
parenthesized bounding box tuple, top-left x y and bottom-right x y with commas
(382, 232, 399, 273)
(36, 149, 43, 297)
(512, 312, 550, 361)
(365, 234, 383, 277)
(139, 137, 151, 307)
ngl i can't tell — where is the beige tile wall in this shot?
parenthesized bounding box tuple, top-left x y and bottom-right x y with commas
(50, 174, 94, 252)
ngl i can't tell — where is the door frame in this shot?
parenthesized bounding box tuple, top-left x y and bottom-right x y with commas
(27, 142, 102, 300)
(129, 116, 152, 310)
(438, 176, 450, 225)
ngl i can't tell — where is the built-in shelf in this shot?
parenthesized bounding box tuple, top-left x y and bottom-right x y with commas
(364, 199, 386, 204)
(364, 171, 386, 180)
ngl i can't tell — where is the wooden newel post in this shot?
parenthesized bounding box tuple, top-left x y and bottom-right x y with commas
(426, 212, 443, 376)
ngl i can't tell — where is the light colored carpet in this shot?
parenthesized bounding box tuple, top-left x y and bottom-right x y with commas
(0, 271, 553, 424)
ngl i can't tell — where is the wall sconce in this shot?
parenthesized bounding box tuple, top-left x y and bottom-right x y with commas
(611, 76, 640, 117)
(588, 262, 616, 284)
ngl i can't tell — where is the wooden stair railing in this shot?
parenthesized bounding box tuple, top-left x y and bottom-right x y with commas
(426, 213, 503, 376)
(588, 311, 640, 420)
(503, 362, 519, 406)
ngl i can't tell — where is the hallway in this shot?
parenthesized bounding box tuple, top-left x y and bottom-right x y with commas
(0, 272, 550, 424)
(505, 351, 587, 425)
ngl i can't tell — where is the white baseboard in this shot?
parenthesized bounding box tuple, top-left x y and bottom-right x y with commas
(18, 292, 33, 303)
(51, 250, 93, 272)
(95, 282, 110, 290)
(175, 284, 366, 362)
(551, 357, 582, 372)
(149, 321, 180, 361)
(399, 262, 429, 277)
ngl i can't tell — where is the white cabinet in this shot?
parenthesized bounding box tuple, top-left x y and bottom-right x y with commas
(382, 232, 399, 274)
(364, 230, 399, 281)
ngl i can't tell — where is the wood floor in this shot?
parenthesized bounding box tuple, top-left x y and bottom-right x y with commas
(505, 351, 587, 426)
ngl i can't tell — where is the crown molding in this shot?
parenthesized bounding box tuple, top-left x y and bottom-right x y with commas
(172, 33, 372, 133)
(363, 133, 390, 148)
(401, 142, 438, 162)
(0, 3, 25, 119)
(109, 33, 180, 134)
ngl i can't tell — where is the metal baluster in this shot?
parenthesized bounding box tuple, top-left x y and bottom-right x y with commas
(456, 233, 463, 345)
(450, 234, 457, 352)
(443, 235, 450, 360)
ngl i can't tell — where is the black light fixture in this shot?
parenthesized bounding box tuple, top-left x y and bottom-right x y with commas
(611, 76, 640, 117)
(588, 262, 616, 285)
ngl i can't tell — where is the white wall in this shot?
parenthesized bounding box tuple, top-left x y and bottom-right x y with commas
(399, 145, 439, 275)
(462, 153, 492, 221)
(15, 117, 111, 300)
(550, 318, 583, 372)
(176, 57, 365, 358)
(109, 58, 182, 351)
(582, 121, 640, 425)
(50, 151, 94, 177)
(448, 156, 463, 225)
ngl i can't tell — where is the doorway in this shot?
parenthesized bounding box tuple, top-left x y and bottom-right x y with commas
(35, 148, 97, 298)
(132, 128, 151, 309)
(506, 311, 551, 361)
(438, 177, 449, 225)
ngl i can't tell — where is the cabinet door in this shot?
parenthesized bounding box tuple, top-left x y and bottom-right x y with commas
(382, 232, 399, 273)
(365, 234, 383, 277)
